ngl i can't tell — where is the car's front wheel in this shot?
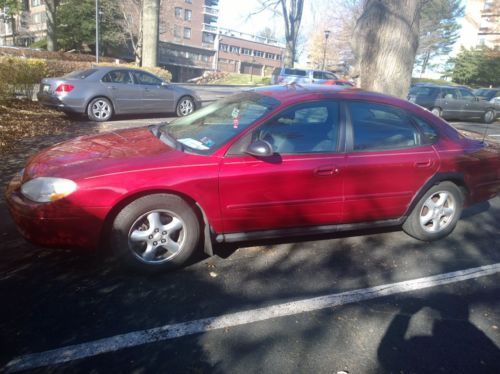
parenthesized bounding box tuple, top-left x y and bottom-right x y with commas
(176, 96, 195, 117)
(111, 194, 200, 272)
(403, 182, 463, 241)
(87, 97, 113, 122)
(483, 109, 496, 124)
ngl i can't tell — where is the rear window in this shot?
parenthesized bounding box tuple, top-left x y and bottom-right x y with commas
(284, 68, 306, 76)
(64, 69, 98, 79)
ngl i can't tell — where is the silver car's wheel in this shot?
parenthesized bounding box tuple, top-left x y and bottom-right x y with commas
(128, 210, 186, 264)
(88, 97, 113, 122)
(403, 182, 463, 241)
(419, 191, 456, 233)
(176, 96, 195, 117)
(431, 107, 441, 117)
(111, 194, 200, 272)
(483, 109, 495, 124)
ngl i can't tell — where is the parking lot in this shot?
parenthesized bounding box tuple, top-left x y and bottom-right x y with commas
(0, 92, 499, 373)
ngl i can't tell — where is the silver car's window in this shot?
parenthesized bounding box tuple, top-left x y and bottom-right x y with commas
(64, 69, 98, 79)
(133, 72, 162, 85)
(102, 70, 133, 84)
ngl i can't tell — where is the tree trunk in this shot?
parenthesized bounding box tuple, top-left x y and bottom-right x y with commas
(352, 0, 423, 98)
(45, 0, 57, 51)
(141, 0, 159, 67)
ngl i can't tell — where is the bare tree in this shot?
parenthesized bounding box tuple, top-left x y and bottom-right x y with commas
(118, 0, 143, 64)
(141, 0, 159, 67)
(252, 0, 304, 67)
(352, 0, 425, 98)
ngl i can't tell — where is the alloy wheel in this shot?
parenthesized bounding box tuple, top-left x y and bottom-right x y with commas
(179, 98, 194, 116)
(419, 191, 456, 233)
(91, 99, 112, 120)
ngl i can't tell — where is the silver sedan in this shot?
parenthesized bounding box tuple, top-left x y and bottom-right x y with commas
(37, 66, 202, 121)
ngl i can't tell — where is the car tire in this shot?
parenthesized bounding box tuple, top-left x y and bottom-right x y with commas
(430, 107, 442, 118)
(111, 194, 200, 272)
(482, 109, 496, 124)
(87, 97, 113, 122)
(176, 96, 195, 117)
(402, 182, 463, 242)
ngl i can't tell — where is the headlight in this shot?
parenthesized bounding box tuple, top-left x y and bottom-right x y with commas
(21, 177, 77, 203)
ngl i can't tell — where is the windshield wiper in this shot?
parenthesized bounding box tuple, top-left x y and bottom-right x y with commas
(150, 124, 184, 151)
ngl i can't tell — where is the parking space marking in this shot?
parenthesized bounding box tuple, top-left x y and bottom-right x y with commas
(5, 263, 500, 373)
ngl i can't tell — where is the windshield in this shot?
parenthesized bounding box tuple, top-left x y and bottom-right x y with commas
(160, 92, 281, 155)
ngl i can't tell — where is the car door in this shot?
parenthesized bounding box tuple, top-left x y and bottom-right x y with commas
(342, 101, 440, 223)
(459, 88, 483, 119)
(219, 100, 345, 233)
(102, 70, 143, 114)
(132, 71, 175, 113)
(439, 88, 462, 119)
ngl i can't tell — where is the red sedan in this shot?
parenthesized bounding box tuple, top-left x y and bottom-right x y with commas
(5, 86, 500, 271)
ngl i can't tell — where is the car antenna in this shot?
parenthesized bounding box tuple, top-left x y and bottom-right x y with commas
(481, 121, 491, 144)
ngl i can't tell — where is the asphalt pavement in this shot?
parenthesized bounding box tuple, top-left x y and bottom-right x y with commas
(0, 88, 499, 373)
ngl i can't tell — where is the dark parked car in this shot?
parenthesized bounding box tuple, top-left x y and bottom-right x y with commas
(6, 85, 500, 271)
(37, 66, 202, 122)
(408, 84, 497, 123)
(474, 88, 500, 106)
(271, 68, 338, 85)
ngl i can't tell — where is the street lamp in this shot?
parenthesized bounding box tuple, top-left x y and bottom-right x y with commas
(322, 30, 330, 71)
(95, 0, 100, 63)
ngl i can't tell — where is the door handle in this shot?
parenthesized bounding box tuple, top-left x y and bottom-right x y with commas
(314, 165, 340, 176)
(415, 160, 432, 168)
(108, 86, 117, 90)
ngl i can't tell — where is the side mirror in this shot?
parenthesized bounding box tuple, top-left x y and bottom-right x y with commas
(245, 139, 274, 157)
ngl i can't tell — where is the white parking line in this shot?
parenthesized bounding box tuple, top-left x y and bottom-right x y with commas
(488, 134, 500, 137)
(5, 263, 500, 373)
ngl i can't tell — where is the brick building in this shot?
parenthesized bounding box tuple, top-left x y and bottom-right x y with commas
(459, 0, 500, 50)
(0, 0, 47, 47)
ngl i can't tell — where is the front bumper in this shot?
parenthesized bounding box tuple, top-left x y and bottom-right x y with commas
(5, 174, 108, 250)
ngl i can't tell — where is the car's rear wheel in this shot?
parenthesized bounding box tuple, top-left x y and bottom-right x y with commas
(176, 96, 195, 117)
(430, 107, 442, 118)
(483, 109, 496, 124)
(403, 182, 463, 241)
(87, 97, 113, 122)
(111, 194, 200, 272)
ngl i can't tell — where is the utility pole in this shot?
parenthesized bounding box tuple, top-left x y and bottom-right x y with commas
(322, 30, 330, 71)
(95, 0, 99, 63)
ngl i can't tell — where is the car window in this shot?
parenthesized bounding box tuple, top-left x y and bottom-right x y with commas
(133, 71, 162, 85)
(411, 116, 439, 144)
(284, 68, 307, 76)
(164, 93, 281, 155)
(412, 87, 438, 96)
(313, 71, 324, 79)
(442, 88, 458, 99)
(459, 89, 475, 100)
(252, 101, 340, 154)
(102, 70, 133, 84)
(64, 69, 98, 79)
(324, 72, 337, 79)
(348, 102, 420, 151)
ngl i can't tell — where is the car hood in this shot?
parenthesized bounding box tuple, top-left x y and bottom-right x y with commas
(23, 127, 173, 180)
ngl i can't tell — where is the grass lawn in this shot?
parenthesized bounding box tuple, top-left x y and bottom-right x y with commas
(209, 73, 272, 86)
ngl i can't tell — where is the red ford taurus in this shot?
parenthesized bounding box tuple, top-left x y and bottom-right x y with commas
(5, 85, 500, 271)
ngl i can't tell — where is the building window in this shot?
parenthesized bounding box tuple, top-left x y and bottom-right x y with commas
(185, 0, 192, 3)
(254, 50, 264, 57)
(175, 7, 183, 19)
(185, 9, 192, 21)
(202, 55, 209, 62)
(174, 25, 181, 38)
(31, 0, 42, 7)
(220, 43, 228, 52)
(230, 45, 240, 53)
(265, 52, 276, 60)
(184, 27, 191, 39)
(276, 54, 282, 61)
(32, 12, 43, 24)
(242, 48, 252, 55)
(202, 32, 215, 43)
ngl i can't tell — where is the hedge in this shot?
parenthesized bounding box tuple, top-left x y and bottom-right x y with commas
(0, 56, 172, 101)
